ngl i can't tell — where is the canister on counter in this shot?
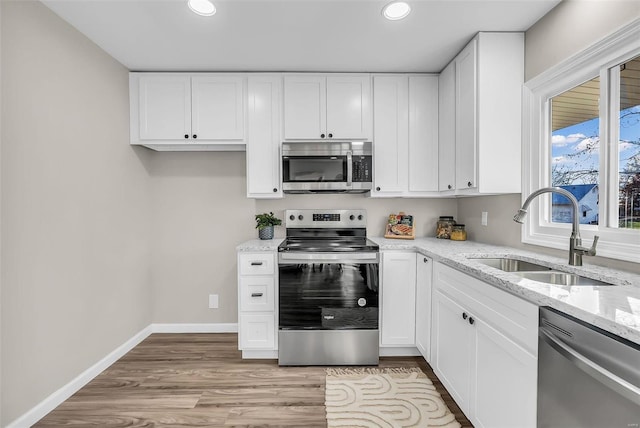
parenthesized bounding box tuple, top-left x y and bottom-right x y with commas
(436, 216, 455, 239)
(451, 224, 467, 241)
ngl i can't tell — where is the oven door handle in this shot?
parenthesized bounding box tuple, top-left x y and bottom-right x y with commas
(346, 151, 353, 187)
(540, 328, 640, 406)
(279, 252, 379, 264)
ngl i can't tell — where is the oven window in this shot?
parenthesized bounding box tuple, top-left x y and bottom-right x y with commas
(283, 157, 347, 182)
(279, 262, 378, 330)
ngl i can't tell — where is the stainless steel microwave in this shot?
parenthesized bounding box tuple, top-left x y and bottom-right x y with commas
(281, 142, 373, 194)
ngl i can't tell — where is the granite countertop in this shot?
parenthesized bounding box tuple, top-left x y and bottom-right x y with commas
(236, 236, 640, 346)
(372, 237, 640, 346)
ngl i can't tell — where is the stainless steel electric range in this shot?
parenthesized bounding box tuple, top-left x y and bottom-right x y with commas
(277, 209, 379, 366)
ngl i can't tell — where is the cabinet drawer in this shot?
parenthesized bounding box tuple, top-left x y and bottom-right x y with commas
(238, 252, 275, 275)
(239, 276, 275, 312)
(239, 313, 276, 350)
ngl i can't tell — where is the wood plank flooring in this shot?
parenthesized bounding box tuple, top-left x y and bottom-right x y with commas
(35, 333, 473, 427)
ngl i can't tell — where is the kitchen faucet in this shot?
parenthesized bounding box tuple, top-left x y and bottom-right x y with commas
(514, 187, 599, 266)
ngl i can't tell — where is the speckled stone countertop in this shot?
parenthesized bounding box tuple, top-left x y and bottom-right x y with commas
(372, 237, 640, 346)
(236, 236, 640, 346)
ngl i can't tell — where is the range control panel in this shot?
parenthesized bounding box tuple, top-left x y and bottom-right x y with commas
(285, 209, 367, 228)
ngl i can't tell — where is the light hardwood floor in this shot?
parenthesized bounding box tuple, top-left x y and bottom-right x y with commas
(35, 333, 473, 427)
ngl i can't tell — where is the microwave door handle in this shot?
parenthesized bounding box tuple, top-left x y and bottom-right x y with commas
(346, 151, 353, 186)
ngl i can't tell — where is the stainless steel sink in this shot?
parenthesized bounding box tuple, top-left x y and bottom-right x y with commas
(471, 257, 552, 272)
(514, 271, 615, 286)
(469, 256, 616, 286)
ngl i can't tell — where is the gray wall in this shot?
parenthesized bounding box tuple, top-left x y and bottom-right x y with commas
(148, 150, 458, 323)
(0, 1, 152, 424)
(456, 0, 640, 275)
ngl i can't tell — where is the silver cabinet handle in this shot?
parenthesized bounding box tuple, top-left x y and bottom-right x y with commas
(251, 292, 263, 297)
(540, 328, 640, 406)
(250, 261, 263, 266)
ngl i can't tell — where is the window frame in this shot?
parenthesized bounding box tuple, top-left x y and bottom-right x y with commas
(522, 19, 640, 264)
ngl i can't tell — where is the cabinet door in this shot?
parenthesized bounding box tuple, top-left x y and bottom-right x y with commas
(455, 39, 478, 191)
(283, 75, 326, 139)
(247, 75, 282, 198)
(415, 255, 433, 362)
(138, 74, 191, 140)
(438, 61, 456, 192)
(192, 75, 245, 140)
(472, 318, 537, 428)
(432, 289, 473, 415)
(372, 75, 408, 196)
(326, 74, 371, 140)
(380, 252, 416, 346)
(408, 75, 439, 192)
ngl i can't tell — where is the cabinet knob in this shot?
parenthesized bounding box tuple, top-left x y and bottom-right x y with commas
(273, 188, 278, 193)
(320, 133, 326, 138)
(462, 312, 468, 320)
(193, 134, 198, 139)
(376, 187, 381, 191)
(328, 133, 333, 138)
(184, 134, 189, 139)
(423, 257, 428, 263)
(469, 317, 475, 325)
(447, 184, 452, 190)
(467, 181, 473, 187)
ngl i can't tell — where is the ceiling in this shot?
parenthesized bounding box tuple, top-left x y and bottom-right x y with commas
(41, 0, 561, 73)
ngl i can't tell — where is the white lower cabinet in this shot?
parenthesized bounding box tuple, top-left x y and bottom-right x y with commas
(237, 252, 277, 354)
(415, 254, 433, 361)
(432, 262, 538, 428)
(380, 251, 416, 347)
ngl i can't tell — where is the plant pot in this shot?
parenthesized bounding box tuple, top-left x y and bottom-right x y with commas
(258, 226, 274, 240)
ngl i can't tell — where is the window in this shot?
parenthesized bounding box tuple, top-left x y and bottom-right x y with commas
(523, 20, 640, 263)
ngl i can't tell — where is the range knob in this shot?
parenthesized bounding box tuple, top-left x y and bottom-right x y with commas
(358, 215, 363, 220)
(289, 215, 295, 221)
(298, 215, 304, 220)
(349, 215, 355, 220)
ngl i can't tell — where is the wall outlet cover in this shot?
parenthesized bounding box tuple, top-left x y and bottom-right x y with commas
(481, 211, 488, 226)
(209, 294, 219, 309)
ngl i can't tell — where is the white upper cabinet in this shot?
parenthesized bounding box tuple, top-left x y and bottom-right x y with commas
(408, 75, 439, 193)
(439, 32, 524, 194)
(130, 73, 246, 151)
(372, 75, 409, 195)
(137, 74, 191, 141)
(438, 61, 456, 192)
(283, 74, 371, 140)
(192, 75, 245, 140)
(372, 74, 439, 197)
(246, 75, 283, 199)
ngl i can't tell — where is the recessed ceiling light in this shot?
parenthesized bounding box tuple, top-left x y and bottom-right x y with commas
(188, 0, 216, 17)
(382, 1, 411, 20)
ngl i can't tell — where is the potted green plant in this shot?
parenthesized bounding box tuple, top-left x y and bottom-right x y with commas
(255, 212, 282, 240)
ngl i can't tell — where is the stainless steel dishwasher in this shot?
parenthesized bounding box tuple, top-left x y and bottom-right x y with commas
(538, 307, 640, 428)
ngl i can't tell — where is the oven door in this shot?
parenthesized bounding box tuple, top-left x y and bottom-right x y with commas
(278, 252, 379, 330)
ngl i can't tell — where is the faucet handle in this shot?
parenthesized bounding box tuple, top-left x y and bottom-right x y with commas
(577, 235, 599, 257)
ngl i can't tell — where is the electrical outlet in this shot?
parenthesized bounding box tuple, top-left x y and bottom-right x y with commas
(481, 211, 488, 226)
(209, 294, 219, 309)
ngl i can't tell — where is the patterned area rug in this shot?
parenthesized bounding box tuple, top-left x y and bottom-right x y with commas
(325, 367, 461, 428)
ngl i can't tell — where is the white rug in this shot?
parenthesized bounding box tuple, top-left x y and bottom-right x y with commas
(325, 367, 462, 428)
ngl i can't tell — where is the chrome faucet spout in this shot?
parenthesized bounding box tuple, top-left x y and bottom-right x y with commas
(515, 187, 599, 266)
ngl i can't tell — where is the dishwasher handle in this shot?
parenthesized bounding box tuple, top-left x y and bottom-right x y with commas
(540, 328, 640, 406)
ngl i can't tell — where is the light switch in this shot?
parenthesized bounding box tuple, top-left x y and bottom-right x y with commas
(209, 294, 219, 309)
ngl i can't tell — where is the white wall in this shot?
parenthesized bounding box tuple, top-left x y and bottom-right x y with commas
(456, 0, 640, 274)
(0, 1, 152, 424)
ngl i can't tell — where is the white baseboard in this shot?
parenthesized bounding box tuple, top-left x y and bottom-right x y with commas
(379, 346, 422, 357)
(6, 323, 238, 428)
(6, 325, 153, 428)
(151, 323, 238, 333)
